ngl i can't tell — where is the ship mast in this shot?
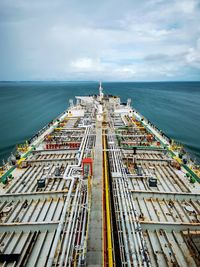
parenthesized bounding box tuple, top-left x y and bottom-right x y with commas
(99, 81, 104, 101)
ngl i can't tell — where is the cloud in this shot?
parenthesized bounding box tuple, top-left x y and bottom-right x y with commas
(71, 58, 103, 72)
(185, 38, 200, 68)
(0, 0, 200, 81)
(176, 0, 198, 14)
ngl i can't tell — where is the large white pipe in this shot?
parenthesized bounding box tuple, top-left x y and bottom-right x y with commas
(116, 145, 145, 265)
(46, 125, 92, 267)
(116, 139, 151, 266)
(60, 182, 81, 266)
(46, 176, 75, 267)
(68, 187, 87, 266)
(79, 194, 88, 265)
(108, 133, 132, 265)
(108, 124, 151, 266)
(62, 125, 91, 181)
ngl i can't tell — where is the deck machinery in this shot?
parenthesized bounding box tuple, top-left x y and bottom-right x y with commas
(0, 84, 200, 267)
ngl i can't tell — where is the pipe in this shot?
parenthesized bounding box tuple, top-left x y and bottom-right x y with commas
(107, 124, 151, 266)
(116, 141, 151, 266)
(46, 176, 75, 267)
(109, 114, 134, 265)
(61, 182, 81, 266)
(103, 131, 114, 266)
(79, 196, 88, 265)
(71, 184, 88, 265)
(63, 126, 91, 181)
(47, 125, 92, 267)
(116, 149, 144, 265)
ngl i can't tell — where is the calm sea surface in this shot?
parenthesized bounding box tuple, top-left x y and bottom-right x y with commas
(0, 81, 200, 164)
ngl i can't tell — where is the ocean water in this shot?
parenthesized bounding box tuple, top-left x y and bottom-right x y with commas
(0, 81, 200, 164)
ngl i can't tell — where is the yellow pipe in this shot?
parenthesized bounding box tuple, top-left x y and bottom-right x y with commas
(103, 131, 114, 266)
(102, 162, 105, 267)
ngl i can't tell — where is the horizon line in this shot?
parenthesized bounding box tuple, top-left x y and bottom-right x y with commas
(0, 80, 200, 83)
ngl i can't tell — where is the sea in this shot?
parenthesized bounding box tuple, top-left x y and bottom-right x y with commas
(0, 81, 200, 165)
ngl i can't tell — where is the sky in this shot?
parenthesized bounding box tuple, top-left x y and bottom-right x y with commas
(0, 0, 200, 81)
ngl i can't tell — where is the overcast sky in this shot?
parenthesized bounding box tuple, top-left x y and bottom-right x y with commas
(0, 0, 200, 81)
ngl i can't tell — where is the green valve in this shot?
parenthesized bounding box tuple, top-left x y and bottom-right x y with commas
(2, 176, 7, 185)
(190, 176, 196, 184)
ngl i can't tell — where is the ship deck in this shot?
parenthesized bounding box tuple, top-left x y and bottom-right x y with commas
(0, 90, 199, 266)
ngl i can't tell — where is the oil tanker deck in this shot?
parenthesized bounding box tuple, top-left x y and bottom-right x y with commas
(0, 83, 200, 267)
